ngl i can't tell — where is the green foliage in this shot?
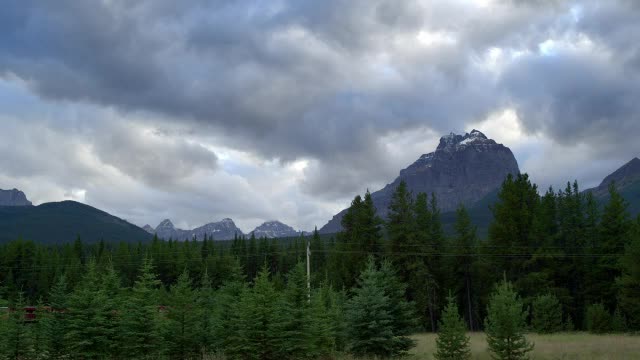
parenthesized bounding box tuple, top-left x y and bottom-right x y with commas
(585, 303, 612, 334)
(488, 174, 539, 286)
(611, 307, 627, 333)
(164, 270, 200, 359)
(226, 266, 281, 360)
(117, 257, 164, 358)
(485, 279, 534, 360)
(1, 292, 33, 359)
(531, 294, 563, 334)
(345, 257, 415, 358)
(435, 294, 471, 360)
(616, 217, 640, 330)
(64, 260, 114, 358)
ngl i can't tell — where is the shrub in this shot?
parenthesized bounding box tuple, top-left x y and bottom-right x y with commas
(531, 294, 563, 333)
(586, 303, 611, 334)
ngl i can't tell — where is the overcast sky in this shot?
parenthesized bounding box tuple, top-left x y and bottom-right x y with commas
(1, 0, 639, 232)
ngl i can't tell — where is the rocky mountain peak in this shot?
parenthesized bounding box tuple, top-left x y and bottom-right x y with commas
(142, 224, 155, 234)
(251, 220, 299, 238)
(156, 219, 175, 230)
(0, 188, 33, 206)
(320, 129, 519, 233)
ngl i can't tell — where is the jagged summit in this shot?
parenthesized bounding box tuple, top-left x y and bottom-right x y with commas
(320, 129, 520, 234)
(156, 219, 175, 230)
(251, 220, 299, 239)
(142, 224, 155, 234)
(153, 218, 244, 241)
(0, 188, 33, 206)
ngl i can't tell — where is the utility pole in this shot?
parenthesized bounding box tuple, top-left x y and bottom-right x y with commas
(306, 234, 311, 303)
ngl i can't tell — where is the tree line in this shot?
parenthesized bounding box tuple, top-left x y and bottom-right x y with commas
(0, 173, 638, 358)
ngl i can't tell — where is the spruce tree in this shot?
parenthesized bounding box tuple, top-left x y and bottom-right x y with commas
(435, 294, 471, 360)
(2, 292, 32, 359)
(165, 270, 200, 360)
(451, 205, 479, 331)
(272, 263, 315, 359)
(485, 278, 533, 360)
(197, 269, 218, 355)
(595, 183, 632, 310)
(118, 257, 164, 358)
(227, 266, 280, 360)
(488, 174, 539, 287)
(46, 275, 70, 359)
(345, 257, 415, 358)
(65, 260, 113, 358)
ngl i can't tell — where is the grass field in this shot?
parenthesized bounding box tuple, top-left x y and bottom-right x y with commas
(409, 332, 640, 360)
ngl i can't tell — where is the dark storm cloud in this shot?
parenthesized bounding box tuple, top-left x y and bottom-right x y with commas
(1, 0, 639, 204)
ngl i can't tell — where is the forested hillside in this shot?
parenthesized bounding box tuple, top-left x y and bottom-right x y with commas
(0, 201, 152, 244)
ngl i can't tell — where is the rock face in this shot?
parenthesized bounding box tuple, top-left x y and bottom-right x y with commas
(142, 224, 155, 234)
(251, 221, 299, 238)
(584, 157, 640, 197)
(0, 189, 33, 206)
(153, 218, 244, 241)
(320, 130, 520, 233)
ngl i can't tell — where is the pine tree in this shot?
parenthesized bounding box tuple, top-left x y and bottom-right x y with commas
(435, 294, 471, 360)
(596, 183, 632, 310)
(451, 205, 479, 331)
(488, 174, 539, 287)
(387, 180, 415, 282)
(485, 278, 533, 360)
(165, 270, 200, 360)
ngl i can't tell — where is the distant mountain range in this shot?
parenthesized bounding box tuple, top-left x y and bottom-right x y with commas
(1, 133, 638, 244)
(320, 130, 520, 233)
(143, 219, 301, 241)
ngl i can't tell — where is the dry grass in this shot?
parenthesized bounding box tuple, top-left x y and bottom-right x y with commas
(410, 332, 640, 360)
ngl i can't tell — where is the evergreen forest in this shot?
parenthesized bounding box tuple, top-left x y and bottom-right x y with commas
(0, 174, 639, 359)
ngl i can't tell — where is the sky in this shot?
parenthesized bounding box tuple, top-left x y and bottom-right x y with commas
(1, 0, 639, 232)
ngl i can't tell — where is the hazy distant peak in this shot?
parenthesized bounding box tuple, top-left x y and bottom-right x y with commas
(0, 188, 33, 206)
(142, 224, 155, 234)
(156, 219, 175, 230)
(252, 220, 299, 238)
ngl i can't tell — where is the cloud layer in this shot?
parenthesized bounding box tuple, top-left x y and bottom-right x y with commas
(1, 0, 639, 230)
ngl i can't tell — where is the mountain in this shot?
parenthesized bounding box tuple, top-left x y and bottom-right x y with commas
(320, 130, 519, 233)
(0, 188, 33, 206)
(0, 200, 153, 244)
(152, 218, 245, 241)
(251, 221, 300, 238)
(142, 224, 155, 234)
(584, 157, 640, 216)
